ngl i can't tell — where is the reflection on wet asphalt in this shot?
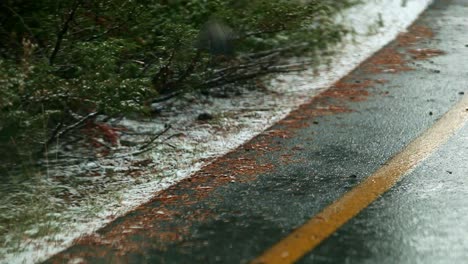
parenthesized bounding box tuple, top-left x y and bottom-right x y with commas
(45, 0, 468, 263)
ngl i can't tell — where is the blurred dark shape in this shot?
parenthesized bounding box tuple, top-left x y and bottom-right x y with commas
(197, 112, 214, 121)
(197, 20, 235, 56)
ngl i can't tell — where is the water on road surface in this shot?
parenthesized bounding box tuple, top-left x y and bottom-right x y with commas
(45, 0, 468, 263)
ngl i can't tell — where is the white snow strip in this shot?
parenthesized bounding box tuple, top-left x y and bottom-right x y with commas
(1, 0, 432, 263)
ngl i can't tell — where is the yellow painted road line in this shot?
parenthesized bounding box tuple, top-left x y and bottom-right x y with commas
(251, 95, 468, 264)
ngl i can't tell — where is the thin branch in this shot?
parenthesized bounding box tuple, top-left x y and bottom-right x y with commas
(41, 121, 64, 154)
(203, 61, 312, 89)
(58, 112, 99, 138)
(120, 131, 164, 136)
(138, 124, 171, 151)
(49, 0, 82, 65)
(204, 59, 275, 87)
(115, 125, 171, 157)
(239, 43, 308, 60)
(150, 91, 180, 104)
(212, 55, 279, 75)
(163, 142, 177, 149)
(240, 26, 286, 39)
(165, 132, 185, 141)
(40, 111, 98, 156)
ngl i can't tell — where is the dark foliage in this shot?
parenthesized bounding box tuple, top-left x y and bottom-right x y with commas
(0, 0, 357, 161)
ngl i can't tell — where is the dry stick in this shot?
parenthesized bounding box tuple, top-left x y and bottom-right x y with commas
(140, 51, 165, 76)
(239, 43, 308, 60)
(211, 49, 315, 81)
(208, 53, 279, 79)
(149, 45, 312, 104)
(138, 125, 172, 151)
(203, 60, 312, 89)
(41, 111, 99, 156)
(206, 58, 277, 86)
(56, 125, 172, 161)
(165, 132, 186, 141)
(120, 131, 162, 136)
(115, 125, 171, 158)
(150, 92, 181, 104)
(149, 58, 311, 101)
(240, 26, 286, 39)
(57, 112, 99, 139)
(163, 142, 177, 149)
(212, 53, 280, 75)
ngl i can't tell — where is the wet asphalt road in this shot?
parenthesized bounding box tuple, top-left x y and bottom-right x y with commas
(301, 120, 468, 264)
(46, 0, 468, 263)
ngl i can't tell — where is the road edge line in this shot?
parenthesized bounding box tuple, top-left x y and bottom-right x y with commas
(251, 95, 468, 264)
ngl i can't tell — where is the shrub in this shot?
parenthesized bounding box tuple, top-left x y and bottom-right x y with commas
(0, 0, 357, 161)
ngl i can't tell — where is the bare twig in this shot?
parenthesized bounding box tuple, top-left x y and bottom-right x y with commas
(240, 26, 286, 39)
(59, 112, 98, 140)
(212, 54, 280, 75)
(49, 0, 82, 65)
(203, 60, 312, 89)
(165, 132, 185, 141)
(40, 111, 98, 156)
(114, 125, 172, 158)
(84, 24, 122, 41)
(239, 43, 308, 60)
(90, 137, 113, 150)
(138, 124, 171, 151)
(120, 131, 167, 136)
(150, 91, 180, 104)
(163, 142, 177, 149)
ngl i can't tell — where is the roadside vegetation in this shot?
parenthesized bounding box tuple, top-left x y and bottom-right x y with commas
(0, 0, 358, 254)
(0, 0, 356, 164)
